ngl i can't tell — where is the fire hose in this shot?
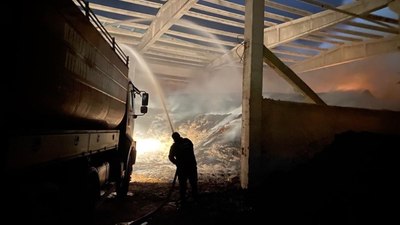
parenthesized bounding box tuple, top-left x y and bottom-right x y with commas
(120, 169, 178, 225)
(118, 128, 177, 225)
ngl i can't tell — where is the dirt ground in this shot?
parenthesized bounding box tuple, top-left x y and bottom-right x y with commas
(92, 131, 399, 225)
(92, 180, 251, 225)
(8, 131, 396, 225)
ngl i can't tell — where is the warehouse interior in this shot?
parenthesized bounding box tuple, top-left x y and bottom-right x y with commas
(64, 0, 400, 224)
(76, 0, 400, 187)
(5, 1, 399, 224)
(81, 0, 399, 91)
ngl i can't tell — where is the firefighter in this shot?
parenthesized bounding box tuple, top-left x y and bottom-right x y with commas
(168, 132, 198, 205)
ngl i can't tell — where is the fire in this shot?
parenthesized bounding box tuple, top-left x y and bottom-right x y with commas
(336, 81, 367, 91)
(333, 73, 373, 92)
(136, 138, 163, 154)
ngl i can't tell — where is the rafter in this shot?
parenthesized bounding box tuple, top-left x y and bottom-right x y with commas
(165, 30, 237, 47)
(207, 0, 392, 69)
(344, 21, 399, 34)
(136, 0, 199, 52)
(81, 0, 398, 89)
(120, 0, 161, 8)
(283, 42, 328, 52)
(292, 36, 400, 73)
(329, 27, 384, 39)
(264, 0, 312, 17)
(89, 3, 153, 20)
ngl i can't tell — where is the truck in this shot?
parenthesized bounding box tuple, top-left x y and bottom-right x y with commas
(4, 0, 148, 223)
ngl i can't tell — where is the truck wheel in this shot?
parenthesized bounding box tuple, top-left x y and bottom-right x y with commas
(85, 171, 100, 210)
(116, 155, 133, 197)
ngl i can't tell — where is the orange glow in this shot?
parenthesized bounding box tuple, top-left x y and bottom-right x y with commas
(136, 138, 163, 154)
(334, 74, 372, 92)
(130, 174, 165, 183)
(336, 82, 365, 91)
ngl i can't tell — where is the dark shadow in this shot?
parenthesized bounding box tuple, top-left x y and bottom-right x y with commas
(250, 131, 399, 225)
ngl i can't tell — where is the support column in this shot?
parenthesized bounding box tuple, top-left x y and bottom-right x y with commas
(241, 0, 264, 189)
(389, 0, 400, 30)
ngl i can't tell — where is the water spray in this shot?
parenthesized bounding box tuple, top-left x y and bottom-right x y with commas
(117, 45, 178, 225)
(121, 44, 175, 133)
(161, 98, 174, 133)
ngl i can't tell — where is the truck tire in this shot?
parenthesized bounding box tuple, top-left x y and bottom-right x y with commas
(116, 154, 133, 197)
(85, 170, 100, 210)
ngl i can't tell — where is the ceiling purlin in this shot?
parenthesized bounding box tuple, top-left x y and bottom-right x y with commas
(207, 0, 393, 69)
(292, 36, 400, 73)
(136, 0, 199, 52)
(82, 0, 398, 83)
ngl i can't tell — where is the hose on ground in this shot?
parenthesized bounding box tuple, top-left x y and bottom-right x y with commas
(122, 169, 178, 225)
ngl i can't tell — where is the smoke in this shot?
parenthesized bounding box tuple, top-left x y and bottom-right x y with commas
(300, 52, 400, 110)
(167, 66, 243, 122)
(260, 52, 400, 111)
(122, 26, 399, 182)
(121, 43, 244, 183)
(134, 49, 400, 141)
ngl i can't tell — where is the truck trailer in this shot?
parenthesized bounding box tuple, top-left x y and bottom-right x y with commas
(4, 0, 148, 223)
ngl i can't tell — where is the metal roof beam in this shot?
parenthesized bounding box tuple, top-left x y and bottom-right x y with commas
(344, 21, 399, 34)
(271, 49, 314, 58)
(89, 3, 153, 20)
(186, 11, 246, 27)
(193, 3, 292, 25)
(146, 56, 206, 68)
(208, 0, 392, 69)
(201, 0, 292, 23)
(174, 21, 242, 39)
(120, 0, 162, 8)
(145, 50, 208, 64)
(264, 0, 312, 17)
(113, 32, 220, 53)
(165, 30, 237, 47)
(110, 29, 227, 54)
(292, 36, 400, 73)
(157, 38, 225, 53)
(283, 42, 328, 52)
(112, 34, 141, 45)
(136, 0, 198, 52)
(96, 15, 149, 34)
(263, 46, 327, 105)
(329, 27, 384, 39)
(202, 0, 244, 12)
(314, 31, 364, 42)
(302, 35, 344, 45)
(262, 0, 391, 47)
(105, 26, 143, 38)
(146, 61, 204, 78)
(389, 0, 400, 14)
(192, 4, 244, 21)
(298, 0, 395, 29)
(149, 44, 221, 61)
(366, 14, 399, 26)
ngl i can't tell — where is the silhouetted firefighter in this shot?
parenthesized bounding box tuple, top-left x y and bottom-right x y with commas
(168, 132, 198, 205)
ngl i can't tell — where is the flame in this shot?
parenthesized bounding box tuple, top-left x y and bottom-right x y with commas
(336, 82, 365, 91)
(136, 138, 162, 154)
(334, 74, 371, 92)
